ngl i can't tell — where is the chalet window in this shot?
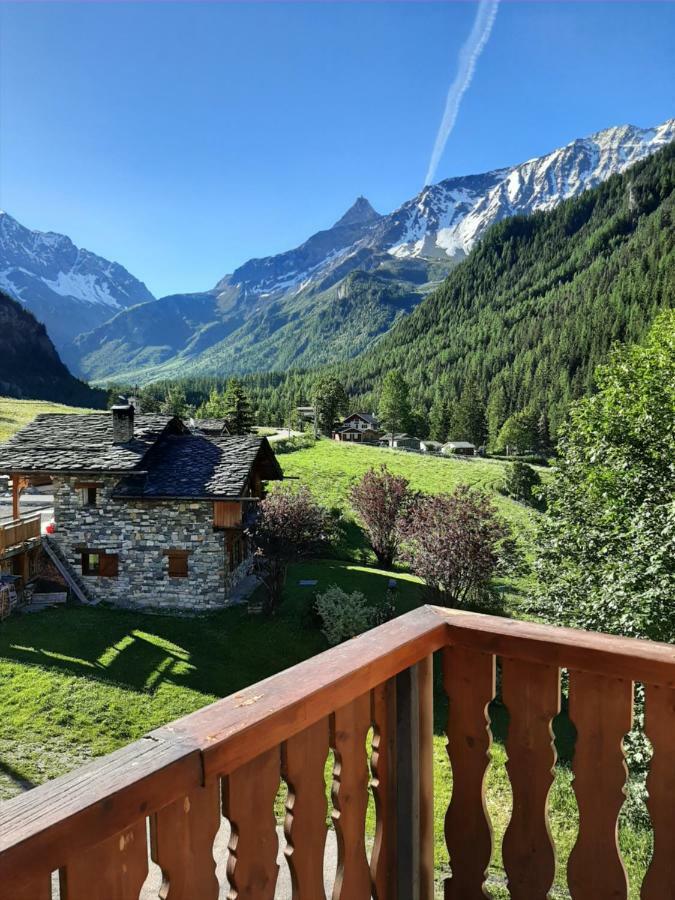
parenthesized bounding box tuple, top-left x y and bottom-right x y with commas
(165, 550, 189, 578)
(77, 484, 100, 506)
(81, 551, 118, 577)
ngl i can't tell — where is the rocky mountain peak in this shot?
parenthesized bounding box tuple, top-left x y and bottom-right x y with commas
(333, 196, 382, 229)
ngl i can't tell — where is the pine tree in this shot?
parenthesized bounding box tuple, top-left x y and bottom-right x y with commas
(429, 395, 452, 442)
(487, 384, 509, 449)
(223, 378, 254, 434)
(379, 371, 412, 445)
(450, 381, 487, 446)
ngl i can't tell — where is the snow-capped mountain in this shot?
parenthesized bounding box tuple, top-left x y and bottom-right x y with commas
(213, 119, 675, 306)
(384, 119, 675, 261)
(3, 117, 673, 385)
(0, 211, 155, 352)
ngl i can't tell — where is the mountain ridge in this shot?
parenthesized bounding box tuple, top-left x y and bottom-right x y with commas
(2, 117, 673, 384)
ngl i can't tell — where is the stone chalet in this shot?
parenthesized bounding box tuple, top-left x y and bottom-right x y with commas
(0, 405, 282, 611)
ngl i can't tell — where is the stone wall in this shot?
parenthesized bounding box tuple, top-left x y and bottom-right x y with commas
(52, 476, 231, 611)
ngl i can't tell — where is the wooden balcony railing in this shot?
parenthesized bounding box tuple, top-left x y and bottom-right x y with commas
(0, 514, 41, 555)
(1, 606, 675, 899)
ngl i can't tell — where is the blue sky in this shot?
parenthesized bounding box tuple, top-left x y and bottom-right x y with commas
(0, 1, 673, 297)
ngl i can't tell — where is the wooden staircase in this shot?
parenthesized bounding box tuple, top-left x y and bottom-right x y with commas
(41, 536, 97, 606)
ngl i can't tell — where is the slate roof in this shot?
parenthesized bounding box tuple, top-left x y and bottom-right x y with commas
(191, 418, 231, 437)
(112, 435, 282, 499)
(0, 414, 182, 473)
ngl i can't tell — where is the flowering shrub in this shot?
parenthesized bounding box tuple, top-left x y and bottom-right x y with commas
(315, 585, 380, 645)
(397, 486, 507, 608)
(348, 465, 411, 569)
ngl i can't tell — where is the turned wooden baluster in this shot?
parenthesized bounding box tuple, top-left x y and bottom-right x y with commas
(641, 684, 675, 899)
(331, 692, 372, 900)
(281, 717, 330, 899)
(60, 822, 148, 900)
(442, 645, 495, 900)
(222, 747, 280, 900)
(502, 658, 560, 900)
(151, 777, 221, 900)
(370, 678, 397, 900)
(567, 670, 633, 900)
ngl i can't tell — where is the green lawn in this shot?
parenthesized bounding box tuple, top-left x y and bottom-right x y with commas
(281, 439, 538, 537)
(0, 396, 94, 442)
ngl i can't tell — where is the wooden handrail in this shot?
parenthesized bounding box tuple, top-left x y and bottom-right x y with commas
(438, 607, 675, 687)
(159, 604, 447, 777)
(0, 606, 446, 888)
(2, 605, 675, 898)
(0, 513, 41, 554)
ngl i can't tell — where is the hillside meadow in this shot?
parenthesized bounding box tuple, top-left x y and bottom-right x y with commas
(0, 396, 94, 442)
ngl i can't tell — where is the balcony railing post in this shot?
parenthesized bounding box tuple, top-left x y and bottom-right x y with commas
(396, 656, 435, 900)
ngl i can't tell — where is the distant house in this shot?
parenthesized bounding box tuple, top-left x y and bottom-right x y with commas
(332, 412, 381, 443)
(420, 440, 443, 453)
(442, 441, 476, 456)
(0, 405, 283, 612)
(378, 433, 421, 451)
(333, 427, 381, 444)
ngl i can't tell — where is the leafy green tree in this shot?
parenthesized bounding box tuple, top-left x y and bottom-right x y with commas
(223, 378, 254, 433)
(312, 376, 348, 434)
(450, 381, 487, 445)
(496, 408, 539, 454)
(379, 371, 412, 444)
(429, 395, 452, 442)
(536, 311, 675, 641)
(161, 384, 189, 417)
(196, 387, 228, 419)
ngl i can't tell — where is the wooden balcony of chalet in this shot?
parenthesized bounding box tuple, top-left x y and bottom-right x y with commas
(0, 513, 41, 561)
(1, 606, 675, 899)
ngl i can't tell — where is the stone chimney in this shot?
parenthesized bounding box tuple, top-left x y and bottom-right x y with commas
(111, 404, 135, 443)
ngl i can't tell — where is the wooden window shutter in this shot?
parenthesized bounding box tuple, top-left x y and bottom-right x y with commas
(167, 550, 189, 578)
(99, 553, 119, 577)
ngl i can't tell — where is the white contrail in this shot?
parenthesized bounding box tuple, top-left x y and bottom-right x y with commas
(424, 0, 500, 187)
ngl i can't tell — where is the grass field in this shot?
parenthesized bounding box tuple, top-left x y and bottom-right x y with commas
(0, 396, 94, 442)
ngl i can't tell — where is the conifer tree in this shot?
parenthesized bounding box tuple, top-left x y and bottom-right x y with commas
(379, 371, 412, 445)
(429, 395, 452, 442)
(223, 378, 254, 433)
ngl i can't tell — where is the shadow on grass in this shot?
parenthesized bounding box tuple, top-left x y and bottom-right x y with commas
(0, 759, 37, 792)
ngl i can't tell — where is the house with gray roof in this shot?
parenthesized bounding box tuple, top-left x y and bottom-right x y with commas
(0, 405, 282, 611)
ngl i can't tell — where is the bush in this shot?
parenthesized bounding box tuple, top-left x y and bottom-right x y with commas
(348, 465, 411, 569)
(315, 585, 380, 645)
(247, 485, 334, 614)
(502, 461, 544, 509)
(272, 434, 317, 454)
(397, 486, 508, 608)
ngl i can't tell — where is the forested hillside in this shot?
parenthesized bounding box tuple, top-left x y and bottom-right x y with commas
(343, 142, 674, 434)
(229, 142, 675, 436)
(0, 290, 106, 407)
